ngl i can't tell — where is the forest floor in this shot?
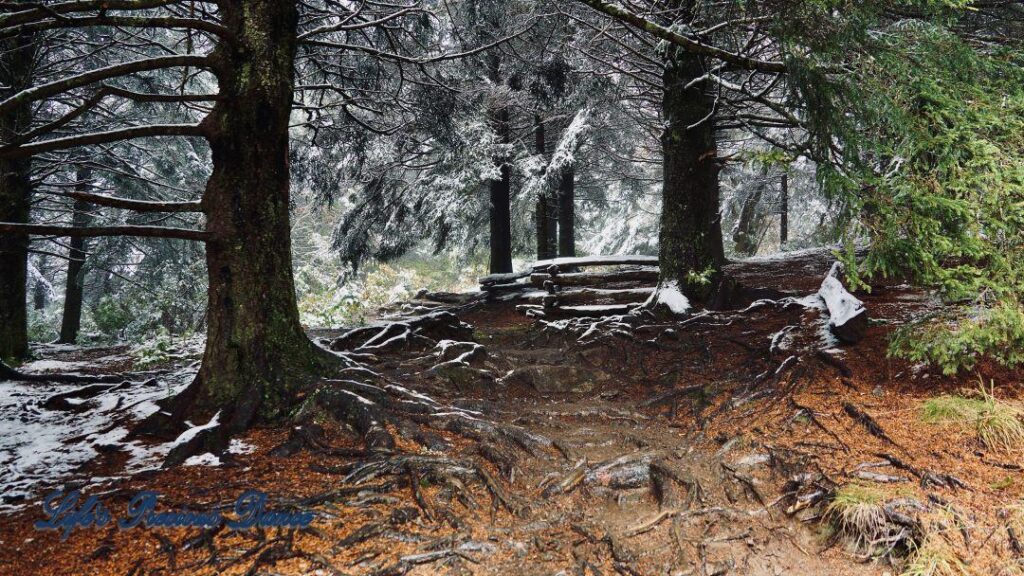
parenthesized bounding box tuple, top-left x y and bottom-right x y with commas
(2, 248, 1023, 576)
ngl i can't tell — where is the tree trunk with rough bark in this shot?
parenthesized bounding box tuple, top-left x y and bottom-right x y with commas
(489, 106, 513, 274)
(0, 27, 35, 361)
(780, 172, 789, 246)
(58, 167, 92, 344)
(138, 0, 337, 448)
(732, 169, 768, 257)
(658, 23, 725, 303)
(534, 116, 557, 260)
(558, 167, 575, 257)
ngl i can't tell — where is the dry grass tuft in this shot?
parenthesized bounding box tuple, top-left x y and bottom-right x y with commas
(901, 534, 967, 576)
(826, 484, 903, 556)
(921, 382, 1024, 452)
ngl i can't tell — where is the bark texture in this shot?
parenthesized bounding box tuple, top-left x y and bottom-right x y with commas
(0, 27, 35, 361)
(557, 167, 575, 257)
(139, 0, 335, 444)
(780, 173, 789, 246)
(58, 168, 92, 344)
(488, 106, 513, 274)
(534, 116, 557, 260)
(658, 11, 725, 302)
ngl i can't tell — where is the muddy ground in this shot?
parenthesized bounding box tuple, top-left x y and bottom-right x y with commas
(1, 249, 1022, 575)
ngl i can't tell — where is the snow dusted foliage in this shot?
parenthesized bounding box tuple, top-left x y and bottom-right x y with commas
(520, 108, 593, 201)
(719, 147, 836, 258)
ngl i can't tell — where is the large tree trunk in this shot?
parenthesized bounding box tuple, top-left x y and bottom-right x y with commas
(658, 36, 725, 303)
(557, 166, 575, 257)
(534, 116, 557, 260)
(0, 28, 35, 361)
(138, 0, 336, 449)
(488, 106, 513, 274)
(58, 167, 92, 344)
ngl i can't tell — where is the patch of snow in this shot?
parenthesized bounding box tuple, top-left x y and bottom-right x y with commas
(228, 439, 255, 455)
(183, 452, 222, 467)
(768, 326, 797, 354)
(19, 360, 92, 373)
(642, 281, 691, 315)
(169, 411, 221, 447)
(567, 304, 632, 312)
(0, 362, 194, 513)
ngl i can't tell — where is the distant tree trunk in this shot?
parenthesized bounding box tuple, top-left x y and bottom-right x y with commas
(139, 0, 337, 447)
(557, 166, 575, 257)
(780, 173, 789, 247)
(534, 115, 557, 260)
(732, 169, 768, 257)
(488, 106, 513, 274)
(33, 254, 47, 310)
(658, 19, 725, 303)
(0, 28, 35, 361)
(58, 167, 93, 344)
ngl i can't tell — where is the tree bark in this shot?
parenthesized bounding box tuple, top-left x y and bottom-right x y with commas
(488, 106, 513, 274)
(138, 0, 336, 445)
(732, 169, 767, 257)
(0, 26, 35, 361)
(780, 172, 789, 246)
(558, 166, 575, 257)
(58, 167, 92, 344)
(32, 253, 46, 309)
(534, 115, 557, 260)
(658, 14, 725, 302)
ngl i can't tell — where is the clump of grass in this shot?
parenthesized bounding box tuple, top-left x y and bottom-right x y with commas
(901, 535, 967, 576)
(921, 381, 1024, 452)
(825, 484, 894, 554)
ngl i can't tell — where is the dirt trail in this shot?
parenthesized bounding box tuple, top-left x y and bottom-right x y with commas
(2, 248, 1021, 575)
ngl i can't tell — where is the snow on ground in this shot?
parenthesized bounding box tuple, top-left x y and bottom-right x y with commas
(19, 359, 96, 374)
(0, 348, 195, 512)
(183, 452, 222, 467)
(643, 280, 691, 315)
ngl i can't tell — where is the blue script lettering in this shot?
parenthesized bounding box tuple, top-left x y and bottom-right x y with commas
(33, 489, 111, 541)
(119, 491, 222, 529)
(226, 490, 314, 530)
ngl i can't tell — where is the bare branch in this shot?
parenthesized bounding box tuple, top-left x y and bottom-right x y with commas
(1, 15, 232, 40)
(0, 0, 176, 28)
(573, 0, 787, 73)
(0, 124, 206, 158)
(60, 191, 202, 212)
(0, 54, 211, 118)
(0, 221, 208, 241)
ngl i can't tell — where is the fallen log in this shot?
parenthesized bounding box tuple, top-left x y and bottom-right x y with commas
(413, 289, 484, 305)
(518, 287, 654, 306)
(478, 270, 530, 286)
(480, 281, 530, 294)
(818, 262, 868, 343)
(529, 269, 659, 288)
(531, 304, 636, 318)
(531, 254, 658, 271)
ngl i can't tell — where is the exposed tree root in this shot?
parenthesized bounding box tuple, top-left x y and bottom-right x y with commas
(842, 402, 904, 451)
